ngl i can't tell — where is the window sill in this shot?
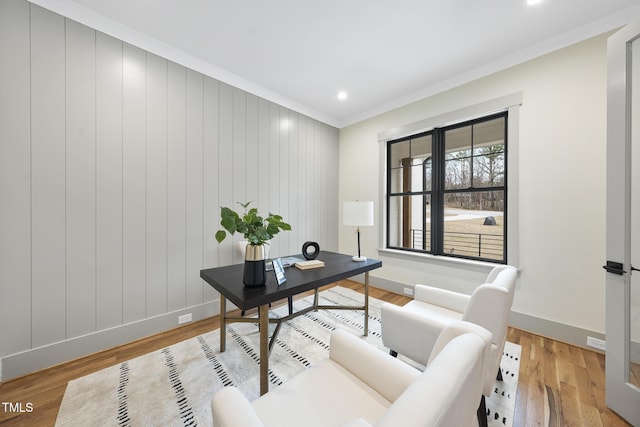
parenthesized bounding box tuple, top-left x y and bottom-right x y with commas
(376, 247, 504, 271)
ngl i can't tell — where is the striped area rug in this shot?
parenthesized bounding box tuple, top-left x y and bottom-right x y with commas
(55, 286, 520, 426)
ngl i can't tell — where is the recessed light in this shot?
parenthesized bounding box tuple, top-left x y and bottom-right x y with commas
(526, 0, 544, 5)
(337, 91, 348, 100)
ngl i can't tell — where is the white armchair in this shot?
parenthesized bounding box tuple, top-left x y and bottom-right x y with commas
(211, 322, 491, 427)
(380, 265, 517, 399)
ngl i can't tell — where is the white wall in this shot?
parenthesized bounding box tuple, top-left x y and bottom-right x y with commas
(339, 32, 609, 340)
(0, 0, 338, 380)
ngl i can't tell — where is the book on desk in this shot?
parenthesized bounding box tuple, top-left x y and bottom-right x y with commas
(294, 260, 325, 270)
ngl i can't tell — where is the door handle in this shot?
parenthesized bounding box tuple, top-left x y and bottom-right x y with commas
(603, 261, 626, 275)
(632, 265, 640, 272)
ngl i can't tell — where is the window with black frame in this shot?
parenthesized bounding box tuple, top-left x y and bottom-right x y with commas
(386, 112, 507, 263)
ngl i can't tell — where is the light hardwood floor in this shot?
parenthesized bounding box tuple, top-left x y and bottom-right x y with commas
(0, 281, 632, 426)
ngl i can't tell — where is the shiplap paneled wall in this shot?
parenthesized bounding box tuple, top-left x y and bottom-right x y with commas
(0, 0, 338, 380)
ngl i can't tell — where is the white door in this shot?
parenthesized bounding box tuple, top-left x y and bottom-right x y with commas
(606, 18, 640, 427)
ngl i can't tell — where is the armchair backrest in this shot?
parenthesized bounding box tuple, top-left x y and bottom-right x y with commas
(485, 265, 509, 284)
(462, 266, 517, 346)
(463, 285, 509, 346)
(491, 265, 518, 306)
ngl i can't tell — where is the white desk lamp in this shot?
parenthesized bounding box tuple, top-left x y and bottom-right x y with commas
(343, 201, 374, 262)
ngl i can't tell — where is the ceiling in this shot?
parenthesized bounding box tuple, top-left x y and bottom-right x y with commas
(33, 0, 640, 127)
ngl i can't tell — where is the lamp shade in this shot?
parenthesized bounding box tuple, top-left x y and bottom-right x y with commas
(343, 201, 374, 226)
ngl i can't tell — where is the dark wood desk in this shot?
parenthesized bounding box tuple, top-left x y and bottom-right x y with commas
(200, 251, 382, 395)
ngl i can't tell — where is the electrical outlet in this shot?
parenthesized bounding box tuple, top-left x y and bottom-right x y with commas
(587, 336, 606, 351)
(403, 287, 413, 296)
(178, 313, 192, 324)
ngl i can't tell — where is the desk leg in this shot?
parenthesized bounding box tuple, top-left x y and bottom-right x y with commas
(364, 271, 369, 337)
(259, 304, 269, 396)
(220, 294, 226, 352)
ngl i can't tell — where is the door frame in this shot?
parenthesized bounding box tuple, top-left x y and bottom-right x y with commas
(605, 19, 640, 426)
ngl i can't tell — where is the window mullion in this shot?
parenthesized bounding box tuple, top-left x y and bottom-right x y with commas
(432, 129, 444, 255)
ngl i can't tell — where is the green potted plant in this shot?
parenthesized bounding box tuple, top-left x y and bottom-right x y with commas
(215, 201, 291, 286)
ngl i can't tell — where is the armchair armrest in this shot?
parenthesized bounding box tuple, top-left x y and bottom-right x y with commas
(329, 329, 420, 403)
(414, 284, 470, 313)
(211, 386, 265, 427)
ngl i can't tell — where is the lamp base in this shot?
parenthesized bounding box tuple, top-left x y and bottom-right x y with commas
(352, 255, 367, 262)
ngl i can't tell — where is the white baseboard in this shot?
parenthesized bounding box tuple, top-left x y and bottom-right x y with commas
(1, 276, 616, 381)
(352, 274, 608, 351)
(0, 301, 218, 381)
